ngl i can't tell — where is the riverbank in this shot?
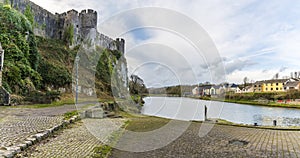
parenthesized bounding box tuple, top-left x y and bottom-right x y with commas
(189, 96, 300, 109)
(10, 109, 300, 158)
(110, 114, 300, 157)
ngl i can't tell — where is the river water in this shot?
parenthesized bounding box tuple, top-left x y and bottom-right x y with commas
(141, 97, 300, 126)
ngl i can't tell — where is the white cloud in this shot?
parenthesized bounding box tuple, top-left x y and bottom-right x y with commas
(30, 0, 300, 85)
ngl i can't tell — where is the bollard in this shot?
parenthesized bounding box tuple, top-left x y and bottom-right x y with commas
(273, 120, 277, 126)
(204, 105, 207, 121)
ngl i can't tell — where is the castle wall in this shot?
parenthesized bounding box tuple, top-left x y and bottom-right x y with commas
(10, 0, 57, 38)
(9, 0, 125, 54)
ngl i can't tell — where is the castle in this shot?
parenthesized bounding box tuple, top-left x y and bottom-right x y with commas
(9, 0, 125, 53)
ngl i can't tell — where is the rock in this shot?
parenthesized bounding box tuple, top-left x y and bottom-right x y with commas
(85, 108, 104, 118)
(94, 103, 101, 108)
(42, 131, 49, 138)
(17, 144, 27, 151)
(46, 128, 54, 134)
(72, 115, 78, 120)
(26, 137, 37, 145)
(24, 141, 32, 147)
(79, 111, 86, 119)
(70, 117, 76, 123)
(33, 133, 43, 142)
(2, 151, 13, 158)
(53, 125, 60, 131)
(7, 146, 21, 154)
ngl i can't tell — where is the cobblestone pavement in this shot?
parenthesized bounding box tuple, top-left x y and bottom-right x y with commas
(0, 105, 76, 148)
(111, 123, 300, 158)
(22, 118, 126, 158)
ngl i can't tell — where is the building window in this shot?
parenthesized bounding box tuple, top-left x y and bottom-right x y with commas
(254, 85, 257, 87)
(266, 88, 268, 91)
(271, 88, 273, 91)
(276, 88, 278, 90)
(276, 83, 279, 86)
(259, 85, 261, 87)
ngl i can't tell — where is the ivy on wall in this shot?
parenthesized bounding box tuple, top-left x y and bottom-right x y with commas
(0, 3, 41, 94)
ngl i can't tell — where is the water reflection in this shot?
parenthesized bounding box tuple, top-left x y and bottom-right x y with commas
(142, 97, 300, 126)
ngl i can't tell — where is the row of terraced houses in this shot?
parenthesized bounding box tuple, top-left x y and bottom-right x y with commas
(192, 79, 300, 96)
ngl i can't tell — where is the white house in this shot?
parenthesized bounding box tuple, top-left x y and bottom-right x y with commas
(242, 86, 254, 93)
(192, 87, 199, 95)
(284, 81, 300, 91)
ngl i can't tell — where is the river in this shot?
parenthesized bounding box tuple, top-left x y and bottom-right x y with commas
(141, 97, 300, 126)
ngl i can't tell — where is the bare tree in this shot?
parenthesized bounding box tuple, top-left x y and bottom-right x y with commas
(274, 73, 279, 79)
(243, 77, 248, 88)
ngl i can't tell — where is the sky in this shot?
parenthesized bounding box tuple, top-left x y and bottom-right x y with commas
(31, 0, 300, 87)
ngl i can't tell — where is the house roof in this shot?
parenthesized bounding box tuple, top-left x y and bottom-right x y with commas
(213, 85, 222, 89)
(242, 86, 253, 91)
(199, 85, 212, 89)
(284, 81, 300, 88)
(255, 79, 288, 84)
(245, 86, 253, 89)
(230, 84, 239, 88)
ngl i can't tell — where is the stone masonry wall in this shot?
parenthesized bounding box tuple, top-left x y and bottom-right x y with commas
(9, 0, 125, 54)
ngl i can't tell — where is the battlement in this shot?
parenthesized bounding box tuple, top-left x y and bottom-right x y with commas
(67, 9, 78, 15)
(80, 9, 97, 15)
(9, 0, 125, 53)
(116, 38, 125, 54)
(116, 38, 125, 43)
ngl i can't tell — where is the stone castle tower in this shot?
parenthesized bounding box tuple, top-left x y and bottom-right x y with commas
(55, 9, 98, 46)
(9, 0, 125, 54)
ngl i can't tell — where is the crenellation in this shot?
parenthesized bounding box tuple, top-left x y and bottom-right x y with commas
(80, 9, 87, 14)
(88, 9, 97, 14)
(9, 0, 125, 53)
(67, 9, 78, 15)
(116, 38, 125, 54)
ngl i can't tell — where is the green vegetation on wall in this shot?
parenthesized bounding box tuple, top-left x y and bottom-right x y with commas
(95, 49, 122, 97)
(0, 3, 41, 94)
(63, 25, 74, 45)
(0, 3, 126, 105)
(24, 5, 34, 26)
(35, 36, 77, 90)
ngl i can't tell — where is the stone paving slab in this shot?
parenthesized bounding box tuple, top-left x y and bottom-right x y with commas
(0, 105, 76, 148)
(20, 118, 126, 158)
(2, 104, 300, 158)
(111, 123, 300, 158)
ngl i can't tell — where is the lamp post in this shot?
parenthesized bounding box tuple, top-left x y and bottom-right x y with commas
(75, 56, 80, 105)
(0, 43, 4, 86)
